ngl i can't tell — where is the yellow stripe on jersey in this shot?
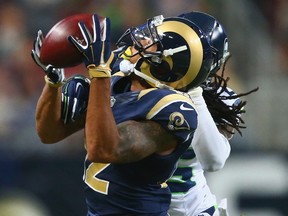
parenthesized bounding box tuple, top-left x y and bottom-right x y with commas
(146, 93, 195, 120)
(138, 88, 158, 99)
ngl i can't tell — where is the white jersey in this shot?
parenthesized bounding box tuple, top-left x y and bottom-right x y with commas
(168, 87, 235, 216)
(169, 150, 218, 216)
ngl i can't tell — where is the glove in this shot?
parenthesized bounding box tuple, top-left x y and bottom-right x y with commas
(68, 15, 114, 78)
(187, 87, 204, 109)
(217, 86, 242, 140)
(61, 75, 90, 124)
(31, 30, 65, 86)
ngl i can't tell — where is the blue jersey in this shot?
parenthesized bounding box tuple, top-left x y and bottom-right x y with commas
(83, 75, 198, 215)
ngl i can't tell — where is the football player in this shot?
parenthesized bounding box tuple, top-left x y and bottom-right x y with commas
(165, 11, 233, 216)
(55, 12, 258, 216)
(112, 11, 257, 216)
(167, 12, 258, 216)
(32, 14, 216, 215)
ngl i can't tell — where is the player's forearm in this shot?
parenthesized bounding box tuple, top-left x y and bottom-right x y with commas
(35, 84, 67, 143)
(85, 78, 120, 163)
(192, 105, 231, 171)
(189, 88, 230, 171)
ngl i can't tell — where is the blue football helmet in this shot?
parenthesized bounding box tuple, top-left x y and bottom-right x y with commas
(116, 15, 214, 91)
(179, 11, 230, 75)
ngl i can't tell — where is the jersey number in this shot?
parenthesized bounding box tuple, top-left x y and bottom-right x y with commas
(84, 163, 110, 195)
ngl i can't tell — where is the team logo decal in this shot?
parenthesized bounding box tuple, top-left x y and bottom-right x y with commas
(180, 103, 194, 111)
(168, 112, 190, 130)
(110, 96, 116, 107)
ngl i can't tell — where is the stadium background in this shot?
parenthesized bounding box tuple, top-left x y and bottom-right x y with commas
(0, 0, 287, 215)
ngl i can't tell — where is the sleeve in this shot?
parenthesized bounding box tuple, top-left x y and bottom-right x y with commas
(189, 87, 231, 172)
(146, 92, 198, 143)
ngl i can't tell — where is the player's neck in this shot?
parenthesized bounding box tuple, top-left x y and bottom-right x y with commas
(131, 78, 147, 91)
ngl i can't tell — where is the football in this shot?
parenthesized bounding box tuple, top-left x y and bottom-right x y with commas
(40, 14, 104, 68)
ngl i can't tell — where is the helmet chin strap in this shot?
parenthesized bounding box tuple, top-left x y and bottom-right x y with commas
(133, 64, 173, 89)
(119, 59, 162, 89)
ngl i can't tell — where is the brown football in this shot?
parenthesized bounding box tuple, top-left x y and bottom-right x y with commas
(40, 14, 104, 68)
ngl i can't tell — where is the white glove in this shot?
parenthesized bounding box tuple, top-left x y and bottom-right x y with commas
(214, 198, 229, 216)
(188, 87, 204, 108)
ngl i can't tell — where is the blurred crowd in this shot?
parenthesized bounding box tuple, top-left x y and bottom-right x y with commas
(0, 0, 288, 158)
(0, 0, 287, 216)
(0, 0, 209, 158)
(0, 0, 287, 158)
(253, 0, 288, 73)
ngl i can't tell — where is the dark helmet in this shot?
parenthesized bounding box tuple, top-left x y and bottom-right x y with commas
(179, 11, 230, 74)
(116, 15, 214, 91)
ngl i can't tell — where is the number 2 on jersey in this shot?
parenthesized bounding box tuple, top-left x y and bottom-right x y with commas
(84, 163, 110, 195)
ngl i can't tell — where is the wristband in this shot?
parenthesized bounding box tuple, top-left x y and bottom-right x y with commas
(88, 65, 111, 78)
(45, 75, 63, 88)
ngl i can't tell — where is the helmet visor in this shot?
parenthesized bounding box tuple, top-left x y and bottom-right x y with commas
(130, 21, 159, 51)
(116, 15, 164, 58)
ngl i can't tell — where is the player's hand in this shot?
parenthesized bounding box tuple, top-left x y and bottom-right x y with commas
(31, 30, 65, 85)
(68, 14, 114, 78)
(188, 86, 204, 107)
(61, 75, 90, 124)
(218, 124, 235, 140)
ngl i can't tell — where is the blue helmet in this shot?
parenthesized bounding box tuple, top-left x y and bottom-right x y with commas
(179, 11, 230, 75)
(116, 15, 214, 91)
